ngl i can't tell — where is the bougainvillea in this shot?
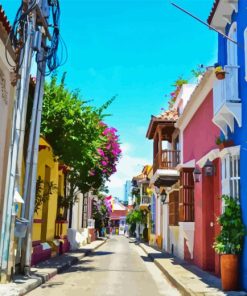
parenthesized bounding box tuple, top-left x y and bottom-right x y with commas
(96, 123, 121, 180)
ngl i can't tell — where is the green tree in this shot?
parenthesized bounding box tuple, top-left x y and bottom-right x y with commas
(41, 74, 118, 200)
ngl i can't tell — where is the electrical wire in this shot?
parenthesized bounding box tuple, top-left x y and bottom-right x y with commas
(6, 0, 67, 77)
(36, 0, 68, 76)
(5, 0, 38, 71)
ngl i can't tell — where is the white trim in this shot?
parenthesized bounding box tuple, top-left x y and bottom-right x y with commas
(227, 22, 237, 66)
(167, 188, 179, 195)
(197, 149, 220, 168)
(210, 1, 238, 33)
(150, 169, 180, 184)
(244, 27, 247, 81)
(219, 145, 240, 158)
(176, 70, 215, 132)
(180, 132, 184, 164)
(179, 222, 195, 260)
(196, 146, 240, 168)
(177, 159, 195, 170)
(173, 84, 197, 110)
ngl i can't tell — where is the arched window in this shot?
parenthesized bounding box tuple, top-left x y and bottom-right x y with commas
(227, 22, 237, 66)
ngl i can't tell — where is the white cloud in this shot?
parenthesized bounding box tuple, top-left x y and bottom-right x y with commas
(106, 143, 150, 200)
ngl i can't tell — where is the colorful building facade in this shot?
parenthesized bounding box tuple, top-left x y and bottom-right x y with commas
(176, 71, 221, 274)
(208, 0, 247, 288)
(30, 137, 69, 265)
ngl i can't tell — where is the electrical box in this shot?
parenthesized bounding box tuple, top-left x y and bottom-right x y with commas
(32, 30, 42, 51)
(41, 0, 50, 18)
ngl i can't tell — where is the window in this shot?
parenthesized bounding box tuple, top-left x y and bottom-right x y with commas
(179, 168, 194, 222)
(169, 190, 179, 226)
(221, 154, 240, 199)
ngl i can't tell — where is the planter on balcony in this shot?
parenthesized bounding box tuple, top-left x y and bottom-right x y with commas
(215, 71, 226, 80)
(215, 66, 226, 80)
(218, 140, 234, 151)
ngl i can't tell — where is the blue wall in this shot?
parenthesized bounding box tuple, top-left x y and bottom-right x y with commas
(217, 3, 247, 289)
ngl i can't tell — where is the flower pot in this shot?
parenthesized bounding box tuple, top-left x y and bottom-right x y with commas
(221, 254, 239, 291)
(215, 71, 226, 80)
(219, 140, 234, 151)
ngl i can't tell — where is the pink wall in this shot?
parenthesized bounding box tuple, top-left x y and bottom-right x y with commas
(183, 90, 221, 273)
(183, 90, 220, 163)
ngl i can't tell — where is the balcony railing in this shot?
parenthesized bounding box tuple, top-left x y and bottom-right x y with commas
(213, 65, 240, 115)
(153, 150, 180, 173)
(141, 195, 150, 205)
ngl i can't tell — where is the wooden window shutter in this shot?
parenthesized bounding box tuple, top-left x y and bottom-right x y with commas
(169, 190, 179, 226)
(179, 168, 194, 222)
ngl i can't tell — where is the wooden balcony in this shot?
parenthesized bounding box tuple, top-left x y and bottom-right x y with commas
(153, 150, 180, 173)
(213, 65, 241, 136)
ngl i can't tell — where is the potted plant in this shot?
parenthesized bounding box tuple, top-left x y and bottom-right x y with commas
(214, 66, 226, 80)
(215, 137, 234, 150)
(213, 195, 245, 291)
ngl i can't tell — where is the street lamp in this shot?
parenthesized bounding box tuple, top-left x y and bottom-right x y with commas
(193, 167, 202, 183)
(204, 159, 215, 176)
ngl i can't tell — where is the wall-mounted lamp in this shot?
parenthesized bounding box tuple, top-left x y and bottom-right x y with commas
(193, 167, 202, 183)
(204, 159, 215, 176)
(161, 190, 167, 204)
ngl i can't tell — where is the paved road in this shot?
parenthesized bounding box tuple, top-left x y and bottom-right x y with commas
(28, 236, 180, 296)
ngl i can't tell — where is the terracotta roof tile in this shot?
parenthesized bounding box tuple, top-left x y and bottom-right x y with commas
(207, 0, 220, 24)
(0, 5, 11, 34)
(156, 109, 178, 121)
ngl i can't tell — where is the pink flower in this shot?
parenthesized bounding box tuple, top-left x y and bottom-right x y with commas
(97, 148, 105, 156)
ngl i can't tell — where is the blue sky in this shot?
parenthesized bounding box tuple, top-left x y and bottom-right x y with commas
(2, 0, 217, 200)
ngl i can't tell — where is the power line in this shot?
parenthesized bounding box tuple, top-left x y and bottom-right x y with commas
(171, 2, 241, 47)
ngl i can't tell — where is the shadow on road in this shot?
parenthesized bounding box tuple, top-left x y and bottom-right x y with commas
(40, 282, 64, 289)
(89, 251, 114, 257)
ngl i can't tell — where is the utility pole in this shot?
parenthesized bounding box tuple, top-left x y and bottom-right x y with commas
(20, 43, 47, 274)
(0, 2, 36, 282)
(0, 0, 56, 281)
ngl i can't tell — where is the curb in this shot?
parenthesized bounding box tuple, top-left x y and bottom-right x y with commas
(138, 243, 190, 296)
(1, 239, 106, 296)
(138, 243, 247, 296)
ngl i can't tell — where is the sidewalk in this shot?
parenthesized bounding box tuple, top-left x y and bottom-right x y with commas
(138, 242, 247, 296)
(0, 239, 106, 296)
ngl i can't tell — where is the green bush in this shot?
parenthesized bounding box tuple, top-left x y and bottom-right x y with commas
(213, 195, 245, 255)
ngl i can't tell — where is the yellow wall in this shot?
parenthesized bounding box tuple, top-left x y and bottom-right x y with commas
(32, 137, 66, 242)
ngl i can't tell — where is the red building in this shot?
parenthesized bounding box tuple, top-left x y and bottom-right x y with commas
(110, 200, 127, 234)
(146, 70, 222, 276)
(176, 70, 222, 275)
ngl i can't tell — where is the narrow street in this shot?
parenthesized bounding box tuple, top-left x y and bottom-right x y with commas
(27, 236, 180, 296)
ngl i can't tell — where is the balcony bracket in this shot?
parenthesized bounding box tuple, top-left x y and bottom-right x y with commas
(213, 102, 242, 137)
